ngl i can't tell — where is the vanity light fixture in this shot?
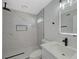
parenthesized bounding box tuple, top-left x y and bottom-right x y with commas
(59, 0, 73, 9)
(59, 0, 62, 8)
(60, 2, 65, 9)
(59, 0, 65, 9)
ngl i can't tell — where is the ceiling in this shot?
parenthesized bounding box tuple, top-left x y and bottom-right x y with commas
(3, 0, 52, 15)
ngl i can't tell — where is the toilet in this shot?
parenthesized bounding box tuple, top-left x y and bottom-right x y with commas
(29, 39, 50, 59)
(30, 49, 41, 59)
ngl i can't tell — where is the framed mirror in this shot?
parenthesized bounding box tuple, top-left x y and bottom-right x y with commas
(59, 0, 77, 35)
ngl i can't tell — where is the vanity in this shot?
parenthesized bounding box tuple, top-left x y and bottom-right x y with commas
(41, 42, 77, 59)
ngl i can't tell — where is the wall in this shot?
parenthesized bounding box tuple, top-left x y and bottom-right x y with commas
(44, 0, 77, 48)
(3, 10, 39, 59)
(36, 10, 44, 47)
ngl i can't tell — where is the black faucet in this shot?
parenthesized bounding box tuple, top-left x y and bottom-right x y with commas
(62, 37, 68, 46)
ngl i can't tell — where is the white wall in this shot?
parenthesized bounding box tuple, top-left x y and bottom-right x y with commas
(3, 10, 39, 59)
(44, 0, 77, 48)
(36, 10, 44, 47)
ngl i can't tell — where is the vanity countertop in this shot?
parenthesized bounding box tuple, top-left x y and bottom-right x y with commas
(41, 42, 77, 59)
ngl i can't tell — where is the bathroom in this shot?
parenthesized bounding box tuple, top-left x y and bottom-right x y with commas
(2, 0, 77, 59)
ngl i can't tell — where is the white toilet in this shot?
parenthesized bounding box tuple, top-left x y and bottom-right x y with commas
(29, 39, 50, 59)
(30, 49, 41, 59)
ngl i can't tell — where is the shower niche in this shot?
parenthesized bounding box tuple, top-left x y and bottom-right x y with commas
(16, 25, 28, 31)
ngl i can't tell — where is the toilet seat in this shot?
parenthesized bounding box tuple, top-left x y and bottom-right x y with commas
(29, 39, 49, 59)
(30, 49, 41, 59)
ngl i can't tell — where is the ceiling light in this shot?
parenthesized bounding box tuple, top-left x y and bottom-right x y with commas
(22, 5, 28, 8)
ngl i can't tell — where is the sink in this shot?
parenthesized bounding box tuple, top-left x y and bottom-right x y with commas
(41, 42, 77, 59)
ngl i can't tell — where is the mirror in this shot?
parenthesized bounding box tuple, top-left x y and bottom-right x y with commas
(59, 1, 77, 35)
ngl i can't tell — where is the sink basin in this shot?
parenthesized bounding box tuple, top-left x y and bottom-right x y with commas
(41, 42, 77, 59)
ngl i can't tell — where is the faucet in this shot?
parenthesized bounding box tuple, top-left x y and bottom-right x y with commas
(62, 37, 68, 46)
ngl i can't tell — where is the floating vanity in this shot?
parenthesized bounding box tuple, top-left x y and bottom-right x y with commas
(41, 42, 77, 59)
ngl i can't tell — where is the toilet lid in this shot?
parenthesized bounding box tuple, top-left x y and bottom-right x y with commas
(30, 49, 41, 58)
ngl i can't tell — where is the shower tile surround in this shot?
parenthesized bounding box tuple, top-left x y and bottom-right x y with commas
(3, 10, 39, 59)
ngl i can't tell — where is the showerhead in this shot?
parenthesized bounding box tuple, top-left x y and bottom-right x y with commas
(3, 2, 11, 12)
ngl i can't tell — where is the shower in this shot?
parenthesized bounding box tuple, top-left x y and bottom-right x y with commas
(3, 2, 11, 12)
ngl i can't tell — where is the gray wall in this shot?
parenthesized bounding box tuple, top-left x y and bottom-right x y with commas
(3, 10, 39, 59)
(44, 0, 77, 48)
